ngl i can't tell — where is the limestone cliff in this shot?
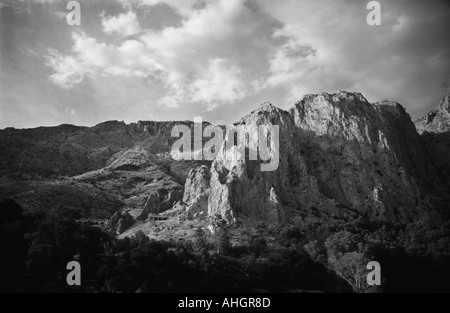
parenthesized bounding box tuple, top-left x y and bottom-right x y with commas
(414, 92, 450, 197)
(179, 91, 446, 226)
(415, 93, 450, 134)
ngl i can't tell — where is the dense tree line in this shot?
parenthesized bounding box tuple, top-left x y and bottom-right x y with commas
(1, 198, 449, 292)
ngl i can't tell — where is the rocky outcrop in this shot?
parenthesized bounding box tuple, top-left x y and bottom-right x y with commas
(183, 165, 211, 203)
(415, 93, 450, 134)
(291, 92, 443, 221)
(183, 91, 445, 225)
(206, 103, 289, 225)
(161, 165, 212, 220)
(414, 92, 450, 199)
(137, 185, 184, 221)
(181, 165, 211, 219)
(107, 211, 135, 234)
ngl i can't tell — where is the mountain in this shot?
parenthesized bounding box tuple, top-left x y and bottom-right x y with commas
(161, 91, 448, 234)
(1, 91, 449, 240)
(0, 120, 209, 219)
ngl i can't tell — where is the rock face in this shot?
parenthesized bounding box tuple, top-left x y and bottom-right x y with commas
(183, 165, 211, 203)
(415, 93, 450, 134)
(137, 185, 184, 221)
(164, 165, 212, 220)
(107, 211, 135, 234)
(206, 103, 289, 225)
(414, 92, 450, 196)
(136, 165, 212, 222)
(289, 91, 440, 222)
(180, 91, 446, 226)
(182, 165, 211, 219)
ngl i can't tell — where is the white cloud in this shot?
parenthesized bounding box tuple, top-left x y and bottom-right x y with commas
(101, 10, 141, 37)
(44, 0, 449, 119)
(119, 0, 199, 16)
(260, 0, 450, 110)
(46, 0, 280, 109)
(45, 32, 161, 88)
(45, 48, 93, 89)
(190, 58, 245, 106)
(159, 58, 246, 109)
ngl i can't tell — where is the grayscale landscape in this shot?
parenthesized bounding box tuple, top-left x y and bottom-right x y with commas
(0, 0, 449, 293)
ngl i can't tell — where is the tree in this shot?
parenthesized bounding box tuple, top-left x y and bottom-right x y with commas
(194, 227, 209, 256)
(324, 231, 372, 293)
(304, 240, 327, 264)
(214, 227, 230, 255)
(327, 251, 369, 292)
(248, 237, 267, 258)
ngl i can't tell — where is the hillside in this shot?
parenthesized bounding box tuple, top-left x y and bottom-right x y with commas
(1, 91, 449, 240)
(0, 120, 209, 218)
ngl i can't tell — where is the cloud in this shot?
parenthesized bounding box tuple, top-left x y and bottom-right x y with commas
(101, 10, 141, 36)
(46, 0, 282, 109)
(34, 0, 60, 3)
(261, 0, 450, 111)
(41, 0, 449, 125)
(137, 0, 281, 107)
(45, 48, 92, 89)
(45, 31, 161, 88)
(119, 0, 199, 16)
(159, 58, 246, 109)
(190, 58, 245, 106)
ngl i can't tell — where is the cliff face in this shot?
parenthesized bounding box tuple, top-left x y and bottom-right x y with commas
(206, 103, 289, 224)
(179, 91, 446, 226)
(290, 92, 440, 222)
(414, 93, 450, 196)
(415, 93, 450, 134)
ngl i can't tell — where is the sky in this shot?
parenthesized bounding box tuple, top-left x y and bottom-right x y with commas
(0, 0, 449, 129)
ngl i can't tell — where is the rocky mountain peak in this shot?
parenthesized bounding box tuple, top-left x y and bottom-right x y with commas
(257, 101, 278, 112)
(413, 92, 450, 192)
(438, 92, 450, 113)
(296, 91, 369, 107)
(237, 101, 292, 128)
(414, 92, 450, 134)
(290, 91, 385, 142)
(164, 91, 444, 227)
